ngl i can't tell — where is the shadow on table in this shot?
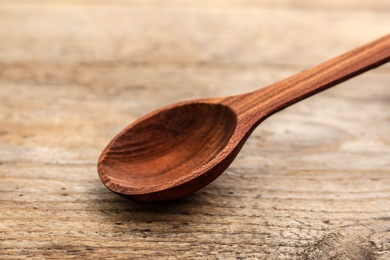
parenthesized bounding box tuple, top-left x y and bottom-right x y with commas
(92, 182, 214, 224)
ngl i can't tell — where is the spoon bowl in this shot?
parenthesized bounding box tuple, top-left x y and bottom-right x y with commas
(99, 101, 243, 201)
(99, 35, 389, 201)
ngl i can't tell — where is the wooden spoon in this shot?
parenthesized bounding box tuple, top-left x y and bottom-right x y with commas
(98, 35, 390, 202)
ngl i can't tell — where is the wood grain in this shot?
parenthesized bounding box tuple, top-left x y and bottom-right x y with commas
(1, 0, 389, 259)
(99, 102, 239, 201)
(98, 35, 389, 202)
(228, 35, 390, 121)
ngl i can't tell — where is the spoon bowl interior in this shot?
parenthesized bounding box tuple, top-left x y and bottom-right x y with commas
(98, 102, 238, 200)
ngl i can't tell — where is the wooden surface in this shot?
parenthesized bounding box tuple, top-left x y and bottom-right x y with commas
(1, 0, 389, 259)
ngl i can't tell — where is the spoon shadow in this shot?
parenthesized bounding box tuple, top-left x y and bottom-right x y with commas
(93, 182, 211, 223)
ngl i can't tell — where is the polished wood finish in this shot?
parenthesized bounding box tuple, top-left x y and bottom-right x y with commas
(98, 35, 390, 201)
(2, 1, 390, 258)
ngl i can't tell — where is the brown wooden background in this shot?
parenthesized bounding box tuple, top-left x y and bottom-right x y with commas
(1, 0, 389, 259)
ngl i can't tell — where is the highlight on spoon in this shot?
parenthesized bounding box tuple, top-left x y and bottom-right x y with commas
(98, 102, 239, 201)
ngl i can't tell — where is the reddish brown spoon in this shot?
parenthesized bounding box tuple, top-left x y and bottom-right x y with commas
(98, 35, 389, 202)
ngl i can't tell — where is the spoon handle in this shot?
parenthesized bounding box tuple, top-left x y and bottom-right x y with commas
(234, 34, 390, 123)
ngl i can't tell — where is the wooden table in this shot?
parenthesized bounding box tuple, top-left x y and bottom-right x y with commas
(1, 1, 389, 259)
